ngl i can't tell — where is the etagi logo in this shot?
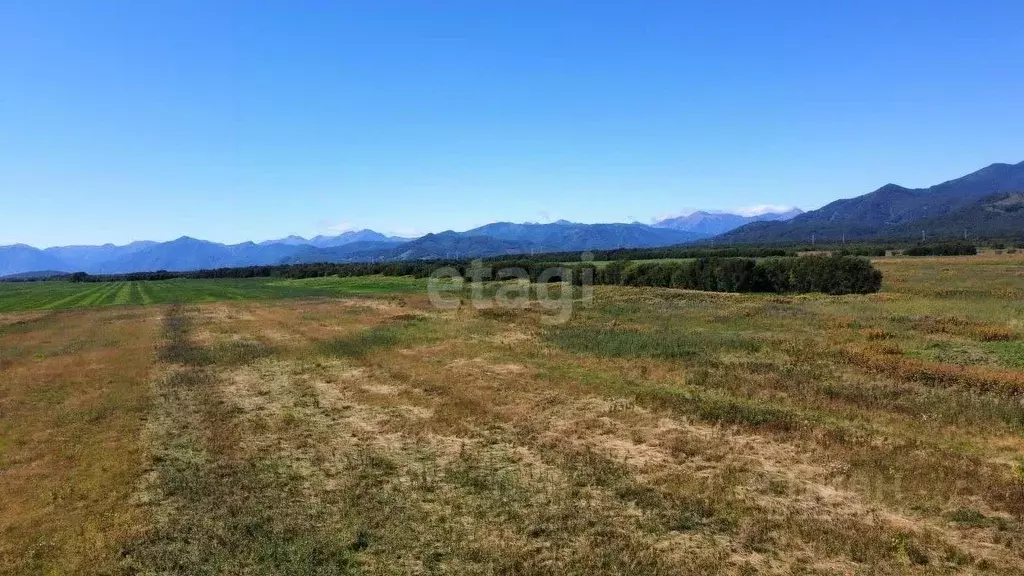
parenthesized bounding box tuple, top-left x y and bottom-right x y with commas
(427, 256, 595, 325)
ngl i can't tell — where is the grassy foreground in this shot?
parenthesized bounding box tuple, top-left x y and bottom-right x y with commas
(1, 253, 1023, 574)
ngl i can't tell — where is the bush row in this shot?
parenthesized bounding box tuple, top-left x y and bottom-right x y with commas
(903, 242, 978, 256)
(467, 256, 881, 295)
(65, 256, 882, 295)
(603, 256, 882, 295)
(835, 247, 888, 257)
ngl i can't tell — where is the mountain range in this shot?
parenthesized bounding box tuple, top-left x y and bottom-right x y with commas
(0, 222, 711, 277)
(2, 160, 1022, 277)
(653, 209, 803, 235)
(721, 160, 1024, 243)
(259, 229, 408, 248)
(278, 221, 723, 266)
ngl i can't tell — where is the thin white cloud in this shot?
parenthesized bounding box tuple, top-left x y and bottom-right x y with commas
(651, 207, 700, 223)
(651, 204, 802, 224)
(732, 204, 799, 217)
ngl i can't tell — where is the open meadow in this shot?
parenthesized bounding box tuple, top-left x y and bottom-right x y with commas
(1, 253, 1023, 574)
(0, 276, 427, 313)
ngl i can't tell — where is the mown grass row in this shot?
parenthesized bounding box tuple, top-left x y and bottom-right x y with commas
(537, 285, 1024, 535)
(0, 276, 429, 312)
(0, 306, 156, 574)
(119, 303, 360, 574)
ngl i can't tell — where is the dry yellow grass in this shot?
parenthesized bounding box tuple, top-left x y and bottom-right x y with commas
(1, 254, 1023, 574)
(0, 307, 157, 574)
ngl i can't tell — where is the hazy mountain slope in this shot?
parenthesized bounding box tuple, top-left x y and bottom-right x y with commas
(655, 209, 802, 235)
(260, 229, 406, 247)
(308, 230, 402, 248)
(44, 241, 157, 272)
(721, 161, 1024, 242)
(389, 232, 538, 260)
(280, 240, 408, 264)
(258, 235, 310, 246)
(283, 232, 539, 264)
(95, 237, 308, 273)
(0, 245, 71, 277)
(0, 222, 700, 274)
(0, 270, 69, 281)
(462, 221, 703, 251)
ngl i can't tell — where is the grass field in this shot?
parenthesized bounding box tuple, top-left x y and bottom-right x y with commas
(2, 253, 1024, 574)
(0, 276, 427, 313)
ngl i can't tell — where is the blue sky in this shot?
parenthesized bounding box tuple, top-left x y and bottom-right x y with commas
(2, 1, 1023, 247)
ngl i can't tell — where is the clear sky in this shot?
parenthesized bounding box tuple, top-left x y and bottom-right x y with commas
(3, 1, 1023, 247)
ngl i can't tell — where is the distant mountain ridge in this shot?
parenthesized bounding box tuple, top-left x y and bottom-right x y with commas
(260, 229, 407, 248)
(0, 270, 69, 281)
(90, 237, 305, 273)
(44, 241, 157, 269)
(276, 222, 707, 266)
(5, 160, 1023, 277)
(386, 232, 539, 261)
(0, 245, 69, 277)
(0, 229, 413, 277)
(0, 222, 707, 276)
(461, 221, 704, 252)
(654, 209, 803, 236)
(721, 160, 1024, 243)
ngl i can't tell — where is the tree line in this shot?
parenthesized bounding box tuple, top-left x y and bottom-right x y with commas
(574, 256, 882, 295)
(61, 254, 882, 295)
(462, 255, 882, 295)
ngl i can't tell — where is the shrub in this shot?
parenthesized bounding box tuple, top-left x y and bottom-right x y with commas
(836, 247, 887, 257)
(609, 256, 881, 295)
(904, 242, 977, 257)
